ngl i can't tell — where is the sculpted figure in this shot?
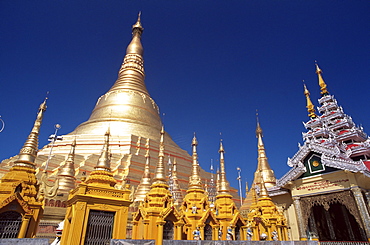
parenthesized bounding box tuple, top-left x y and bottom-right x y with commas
(272, 230, 278, 241)
(247, 227, 253, 241)
(193, 227, 201, 240)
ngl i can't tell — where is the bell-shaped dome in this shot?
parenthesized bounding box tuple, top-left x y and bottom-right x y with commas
(71, 14, 164, 142)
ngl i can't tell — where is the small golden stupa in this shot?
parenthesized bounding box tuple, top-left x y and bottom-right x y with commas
(0, 99, 47, 238)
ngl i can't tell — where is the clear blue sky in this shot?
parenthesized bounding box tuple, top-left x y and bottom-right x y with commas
(1, 1, 369, 191)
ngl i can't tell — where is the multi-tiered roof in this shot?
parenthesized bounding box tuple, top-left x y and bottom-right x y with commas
(278, 63, 370, 187)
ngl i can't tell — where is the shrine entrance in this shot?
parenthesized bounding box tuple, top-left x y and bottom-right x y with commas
(308, 203, 366, 241)
(84, 210, 115, 245)
(300, 191, 367, 241)
(163, 220, 174, 240)
(204, 224, 212, 240)
(0, 211, 22, 238)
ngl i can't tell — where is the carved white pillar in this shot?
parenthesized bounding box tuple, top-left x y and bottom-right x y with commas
(365, 192, 370, 212)
(293, 197, 308, 240)
(352, 187, 370, 240)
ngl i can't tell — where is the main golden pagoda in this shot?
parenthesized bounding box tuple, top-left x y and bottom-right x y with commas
(0, 13, 240, 240)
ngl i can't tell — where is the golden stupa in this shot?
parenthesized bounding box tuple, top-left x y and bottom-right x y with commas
(0, 14, 240, 240)
(1, 14, 215, 193)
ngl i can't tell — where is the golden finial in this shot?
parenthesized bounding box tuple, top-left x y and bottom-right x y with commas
(253, 115, 277, 188)
(218, 139, 230, 194)
(15, 97, 48, 166)
(132, 12, 143, 31)
(255, 110, 263, 137)
(315, 61, 329, 95)
(218, 138, 225, 154)
(189, 133, 202, 189)
(125, 12, 144, 56)
(303, 82, 317, 118)
(192, 132, 198, 146)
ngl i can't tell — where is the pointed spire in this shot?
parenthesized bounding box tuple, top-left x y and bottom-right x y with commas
(59, 139, 76, 176)
(188, 133, 202, 189)
(315, 61, 329, 96)
(86, 130, 116, 186)
(253, 114, 276, 188)
(107, 12, 147, 94)
(0, 98, 47, 204)
(15, 97, 47, 167)
(303, 83, 317, 118)
(256, 111, 263, 144)
(259, 172, 269, 198)
(216, 168, 220, 192)
(95, 129, 111, 171)
(57, 139, 76, 193)
(152, 126, 166, 185)
(171, 158, 183, 206)
(134, 139, 152, 202)
(126, 12, 144, 56)
(218, 140, 230, 194)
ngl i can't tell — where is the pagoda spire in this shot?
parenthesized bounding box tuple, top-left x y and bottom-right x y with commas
(254, 113, 276, 188)
(109, 12, 147, 95)
(188, 133, 202, 189)
(171, 158, 183, 206)
(95, 129, 111, 171)
(134, 139, 152, 202)
(218, 140, 230, 194)
(72, 13, 163, 139)
(0, 98, 47, 203)
(86, 129, 116, 187)
(303, 83, 317, 119)
(315, 61, 329, 96)
(216, 168, 220, 192)
(16, 97, 47, 167)
(0, 98, 48, 238)
(259, 171, 269, 198)
(57, 138, 77, 193)
(152, 126, 166, 185)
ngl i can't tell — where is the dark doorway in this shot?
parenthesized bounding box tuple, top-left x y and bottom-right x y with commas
(0, 211, 22, 238)
(163, 220, 174, 240)
(204, 224, 212, 240)
(84, 210, 115, 245)
(235, 226, 240, 240)
(309, 203, 366, 241)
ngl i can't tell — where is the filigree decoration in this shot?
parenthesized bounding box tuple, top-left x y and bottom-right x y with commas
(321, 154, 367, 172)
(277, 166, 306, 187)
(288, 144, 310, 167)
(299, 191, 362, 230)
(318, 94, 333, 105)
